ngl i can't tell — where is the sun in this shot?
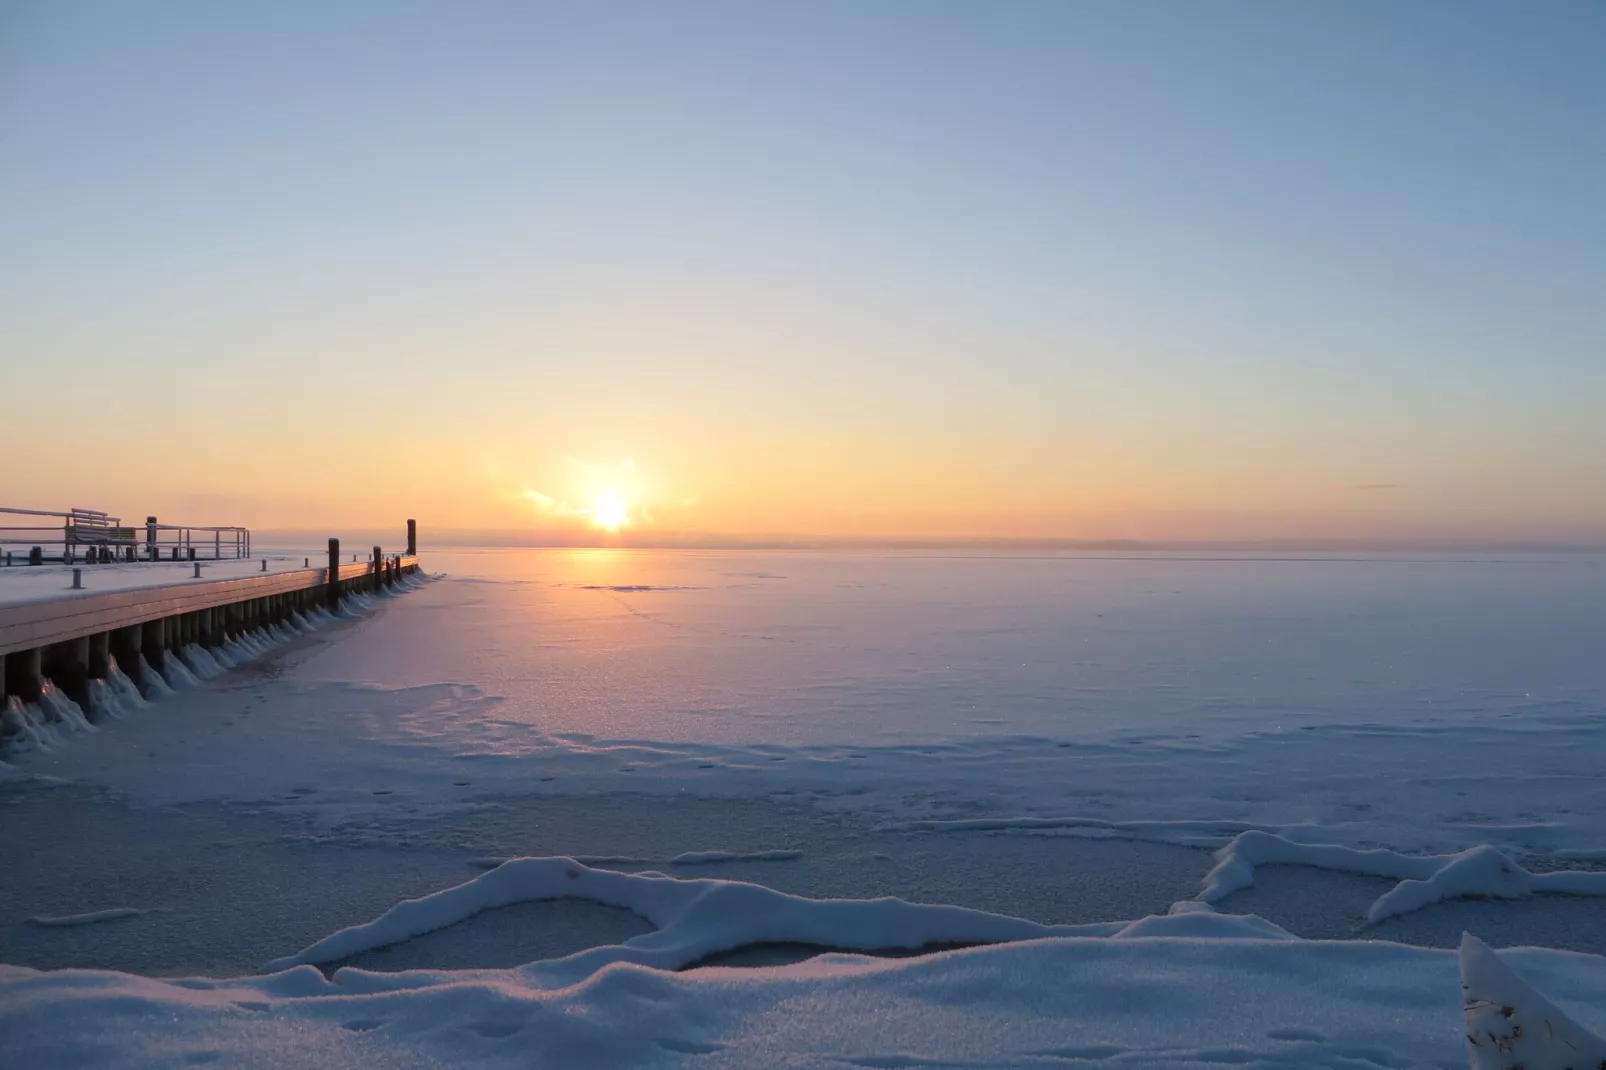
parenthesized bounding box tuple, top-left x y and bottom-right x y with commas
(590, 491, 629, 531)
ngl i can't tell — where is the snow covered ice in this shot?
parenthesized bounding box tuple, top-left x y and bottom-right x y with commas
(6, 908, 1606, 1068)
(4, 549, 1606, 1067)
(15, 549, 1605, 854)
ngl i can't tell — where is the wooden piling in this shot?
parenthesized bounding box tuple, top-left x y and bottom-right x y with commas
(327, 538, 341, 612)
(45, 638, 91, 709)
(87, 631, 110, 680)
(141, 619, 166, 676)
(111, 625, 143, 684)
(8, 648, 42, 702)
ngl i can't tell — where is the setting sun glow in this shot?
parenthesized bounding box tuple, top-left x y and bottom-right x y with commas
(590, 492, 629, 531)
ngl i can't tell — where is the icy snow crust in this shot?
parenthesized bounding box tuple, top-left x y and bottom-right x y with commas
(6, 550, 1606, 1066)
(5, 886, 1606, 1069)
(264, 857, 1127, 975)
(7, 852, 1606, 1067)
(25, 909, 146, 928)
(1203, 831, 1606, 921)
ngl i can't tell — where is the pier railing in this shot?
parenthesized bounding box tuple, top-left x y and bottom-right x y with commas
(0, 507, 251, 565)
(143, 521, 251, 562)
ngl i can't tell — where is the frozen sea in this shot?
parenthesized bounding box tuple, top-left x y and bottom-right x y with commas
(378, 548, 1606, 748)
(4, 548, 1606, 1068)
(47, 546, 1597, 854)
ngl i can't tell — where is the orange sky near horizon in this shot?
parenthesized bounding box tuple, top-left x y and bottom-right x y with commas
(5, 416, 1600, 546)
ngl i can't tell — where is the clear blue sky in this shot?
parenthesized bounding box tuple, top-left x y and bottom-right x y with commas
(2, 1, 1602, 541)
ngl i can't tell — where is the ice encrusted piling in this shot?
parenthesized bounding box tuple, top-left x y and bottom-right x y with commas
(1460, 932, 1606, 1070)
(0, 680, 98, 754)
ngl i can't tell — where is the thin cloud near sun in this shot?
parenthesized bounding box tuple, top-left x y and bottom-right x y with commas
(510, 457, 686, 531)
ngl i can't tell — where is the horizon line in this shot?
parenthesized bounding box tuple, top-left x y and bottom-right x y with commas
(250, 528, 1606, 554)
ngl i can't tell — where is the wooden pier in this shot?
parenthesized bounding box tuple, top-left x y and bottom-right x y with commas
(0, 524, 420, 712)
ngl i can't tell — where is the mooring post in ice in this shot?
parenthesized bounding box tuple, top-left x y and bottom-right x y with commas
(407, 518, 417, 556)
(327, 538, 340, 611)
(372, 546, 382, 591)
